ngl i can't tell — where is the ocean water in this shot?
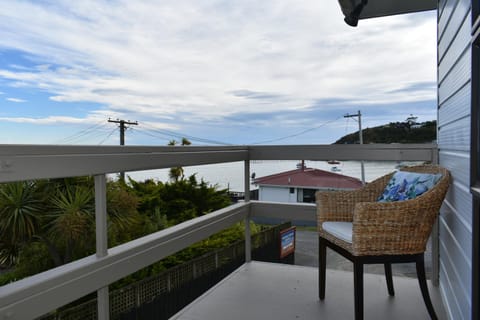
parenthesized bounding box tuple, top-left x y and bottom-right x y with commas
(127, 160, 420, 192)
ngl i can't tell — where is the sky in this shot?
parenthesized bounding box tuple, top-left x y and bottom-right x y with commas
(0, 0, 437, 146)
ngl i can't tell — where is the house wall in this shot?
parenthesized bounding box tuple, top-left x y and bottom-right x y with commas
(437, 0, 472, 319)
(258, 186, 297, 203)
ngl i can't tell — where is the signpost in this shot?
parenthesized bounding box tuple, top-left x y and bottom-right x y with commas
(279, 226, 296, 259)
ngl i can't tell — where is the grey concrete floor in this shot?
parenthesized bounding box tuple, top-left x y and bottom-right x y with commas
(294, 230, 432, 278)
(172, 261, 446, 320)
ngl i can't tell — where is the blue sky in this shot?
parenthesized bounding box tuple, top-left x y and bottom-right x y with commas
(0, 1, 437, 146)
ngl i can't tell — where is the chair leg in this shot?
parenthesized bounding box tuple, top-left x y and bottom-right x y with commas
(384, 263, 395, 296)
(319, 237, 326, 300)
(354, 261, 364, 320)
(416, 254, 438, 320)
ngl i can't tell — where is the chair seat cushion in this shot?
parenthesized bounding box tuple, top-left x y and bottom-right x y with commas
(322, 222, 352, 243)
(377, 171, 442, 202)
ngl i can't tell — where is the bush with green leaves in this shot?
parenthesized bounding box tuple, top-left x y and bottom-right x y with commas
(0, 172, 234, 285)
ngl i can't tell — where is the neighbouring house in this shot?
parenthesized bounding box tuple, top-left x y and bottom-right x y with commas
(253, 164, 362, 204)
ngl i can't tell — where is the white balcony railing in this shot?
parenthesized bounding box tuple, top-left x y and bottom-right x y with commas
(0, 143, 437, 320)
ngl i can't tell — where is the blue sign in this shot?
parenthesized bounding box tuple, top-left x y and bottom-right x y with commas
(280, 227, 296, 258)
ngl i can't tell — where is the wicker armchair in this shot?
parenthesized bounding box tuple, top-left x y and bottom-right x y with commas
(316, 165, 450, 320)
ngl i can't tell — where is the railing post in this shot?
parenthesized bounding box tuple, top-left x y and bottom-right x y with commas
(244, 159, 252, 262)
(95, 175, 110, 320)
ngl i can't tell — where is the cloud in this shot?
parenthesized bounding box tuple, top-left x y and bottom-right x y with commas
(0, 115, 94, 124)
(0, 1, 436, 127)
(6, 97, 26, 103)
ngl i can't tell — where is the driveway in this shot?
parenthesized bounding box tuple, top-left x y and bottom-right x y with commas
(294, 230, 432, 278)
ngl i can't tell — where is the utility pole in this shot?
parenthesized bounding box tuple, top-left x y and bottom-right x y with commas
(108, 118, 138, 146)
(108, 118, 138, 180)
(344, 110, 365, 184)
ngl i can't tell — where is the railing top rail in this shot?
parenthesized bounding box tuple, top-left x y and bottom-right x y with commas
(0, 145, 249, 156)
(0, 143, 437, 183)
(248, 143, 437, 161)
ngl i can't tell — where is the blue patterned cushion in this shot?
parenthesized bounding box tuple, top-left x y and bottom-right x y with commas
(377, 171, 442, 202)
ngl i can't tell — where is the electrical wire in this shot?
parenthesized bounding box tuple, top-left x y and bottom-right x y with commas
(130, 128, 172, 144)
(250, 116, 343, 145)
(65, 126, 112, 144)
(98, 128, 118, 145)
(54, 121, 110, 144)
(55, 114, 344, 146)
(139, 123, 232, 146)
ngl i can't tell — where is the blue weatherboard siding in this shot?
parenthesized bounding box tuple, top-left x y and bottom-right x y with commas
(437, 0, 472, 319)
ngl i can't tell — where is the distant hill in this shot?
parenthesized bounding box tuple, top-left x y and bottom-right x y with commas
(334, 120, 436, 144)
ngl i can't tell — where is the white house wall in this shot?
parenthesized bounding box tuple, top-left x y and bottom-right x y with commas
(437, 0, 472, 319)
(258, 186, 297, 203)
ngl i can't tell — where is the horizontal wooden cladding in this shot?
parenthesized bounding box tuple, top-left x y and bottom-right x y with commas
(438, 0, 449, 22)
(439, 229, 472, 315)
(438, 13, 470, 82)
(439, 264, 470, 320)
(439, 150, 470, 186)
(248, 144, 436, 162)
(438, 82, 470, 126)
(438, 0, 457, 39)
(438, 117, 471, 151)
(441, 204, 473, 259)
(438, 0, 470, 59)
(0, 144, 437, 183)
(438, 48, 471, 105)
(0, 202, 249, 320)
(439, 151, 472, 226)
(250, 201, 316, 222)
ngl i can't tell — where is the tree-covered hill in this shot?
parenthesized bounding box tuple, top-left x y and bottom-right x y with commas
(334, 120, 436, 144)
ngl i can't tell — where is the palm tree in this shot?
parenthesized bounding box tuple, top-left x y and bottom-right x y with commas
(106, 180, 142, 245)
(181, 137, 191, 146)
(168, 138, 191, 182)
(47, 185, 94, 264)
(0, 182, 42, 265)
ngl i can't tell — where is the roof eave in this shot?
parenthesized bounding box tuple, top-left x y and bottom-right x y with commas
(338, 0, 437, 26)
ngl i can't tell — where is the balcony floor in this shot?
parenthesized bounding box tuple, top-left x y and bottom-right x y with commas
(171, 261, 446, 320)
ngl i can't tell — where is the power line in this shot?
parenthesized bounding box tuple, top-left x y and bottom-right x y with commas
(66, 126, 112, 144)
(54, 121, 109, 144)
(130, 128, 172, 144)
(140, 123, 231, 146)
(250, 116, 343, 145)
(98, 128, 118, 145)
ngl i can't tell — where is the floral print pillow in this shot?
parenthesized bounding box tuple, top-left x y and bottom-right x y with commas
(377, 171, 442, 202)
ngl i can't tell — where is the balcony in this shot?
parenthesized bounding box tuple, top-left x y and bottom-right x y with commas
(0, 143, 444, 319)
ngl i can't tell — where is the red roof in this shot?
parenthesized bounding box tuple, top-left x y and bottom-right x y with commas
(254, 167, 362, 189)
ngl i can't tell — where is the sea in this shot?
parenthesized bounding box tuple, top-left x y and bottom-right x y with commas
(126, 160, 421, 192)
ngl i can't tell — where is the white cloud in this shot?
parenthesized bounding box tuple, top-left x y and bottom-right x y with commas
(0, 114, 178, 132)
(0, 1, 436, 122)
(0, 116, 85, 124)
(6, 97, 26, 103)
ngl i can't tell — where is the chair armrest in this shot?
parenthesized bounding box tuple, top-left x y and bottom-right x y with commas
(315, 172, 391, 224)
(351, 197, 440, 256)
